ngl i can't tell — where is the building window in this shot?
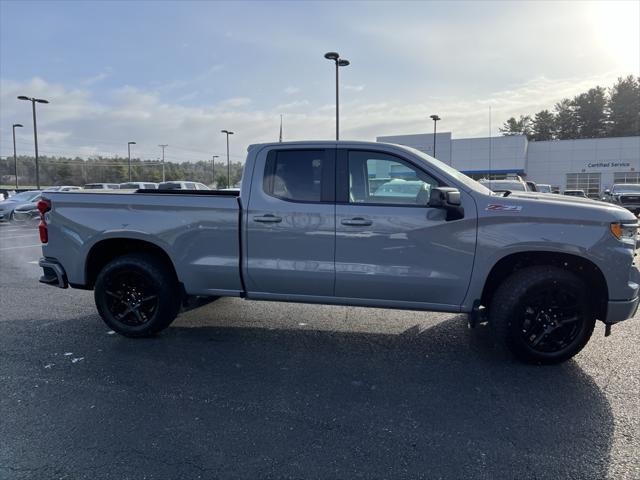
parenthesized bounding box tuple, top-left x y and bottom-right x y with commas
(566, 173, 601, 198)
(613, 172, 640, 185)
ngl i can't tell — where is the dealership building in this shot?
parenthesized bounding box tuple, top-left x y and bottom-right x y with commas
(376, 132, 640, 198)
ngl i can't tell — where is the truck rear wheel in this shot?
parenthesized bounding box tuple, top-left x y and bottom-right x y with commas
(490, 266, 596, 364)
(94, 254, 181, 337)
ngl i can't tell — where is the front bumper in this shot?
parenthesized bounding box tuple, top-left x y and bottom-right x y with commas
(606, 296, 639, 323)
(38, 257, 68, 288)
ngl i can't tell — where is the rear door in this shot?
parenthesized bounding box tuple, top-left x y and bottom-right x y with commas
(334, 149, 476, 308)
(245, 147, 336, 296)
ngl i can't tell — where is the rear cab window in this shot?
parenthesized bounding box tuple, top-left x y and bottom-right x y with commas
(263, 149, 335, 203)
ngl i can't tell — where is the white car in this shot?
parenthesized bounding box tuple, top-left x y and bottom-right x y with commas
(158, 181, 210, 190)
(119, 182, 159, 190)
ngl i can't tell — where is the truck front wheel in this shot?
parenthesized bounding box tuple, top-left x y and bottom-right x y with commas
(490, 266, 596, 364)
(94, 254, 181, 337)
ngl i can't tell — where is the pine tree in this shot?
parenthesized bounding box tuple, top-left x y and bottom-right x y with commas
(608, 75, 640, 137)
(573, 87, 608, 138)
(499, 115, 533, 138)
(532, 110, 556, 141)
(554, 99, 580, 140)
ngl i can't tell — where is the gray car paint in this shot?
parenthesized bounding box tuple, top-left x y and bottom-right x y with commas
(41, 141, 640, 324)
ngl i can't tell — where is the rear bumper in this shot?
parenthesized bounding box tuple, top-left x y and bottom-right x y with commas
(606, 296, 639, 323)
(38, 257, 68, 289)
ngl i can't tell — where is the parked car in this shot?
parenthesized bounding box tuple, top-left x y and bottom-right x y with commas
(603, 184, 640, 214)
(38, 140, 639, 365)
(563, 190, 588, 198)
(12, 201, 41, 224)
(84, 183, 120, 190)
(537, 184, 552, 193)
(478, 178, 529, 193)
(119, 182, 159, 190)
(0, 190, 41, 222)
(158, 181, 210, 190)
(373, 179, 431, 201)
(44, 186, 82, 192)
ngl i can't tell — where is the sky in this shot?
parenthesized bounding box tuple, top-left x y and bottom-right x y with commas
(1, 0, 638, 163)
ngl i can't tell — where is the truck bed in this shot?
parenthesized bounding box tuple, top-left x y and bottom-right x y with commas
(41, 191, 243, 296)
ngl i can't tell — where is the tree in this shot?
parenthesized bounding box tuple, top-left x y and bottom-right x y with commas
(573, 86, 608, 138)
(532, 110, 556, 141)
(554, 99, 579, 140)
(608, 75, 640, 137)
(499, 115, 532, 138)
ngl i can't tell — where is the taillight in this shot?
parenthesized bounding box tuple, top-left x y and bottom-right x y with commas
(37, 199, 51, 244)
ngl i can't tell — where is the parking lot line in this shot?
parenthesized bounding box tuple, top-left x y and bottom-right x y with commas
(0, 228, 33, 233)
(1, 234, 39, 240)
(0, 244, 41, 251)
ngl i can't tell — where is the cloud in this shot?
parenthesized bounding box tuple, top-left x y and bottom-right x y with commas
(218, 97, 252, 108)
(0, 72, 629, 164)
(284, 86, 300, 95)
(344, 84, 365, 92)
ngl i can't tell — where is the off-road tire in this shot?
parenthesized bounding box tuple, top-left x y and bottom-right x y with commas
(94, 253, 181, 337)
(490, 266, 596, 364)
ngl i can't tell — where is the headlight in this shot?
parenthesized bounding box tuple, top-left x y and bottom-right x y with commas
(610, 222, 638, 246)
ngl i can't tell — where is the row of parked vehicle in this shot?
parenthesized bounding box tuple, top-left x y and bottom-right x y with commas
(0, 180, 213, 224)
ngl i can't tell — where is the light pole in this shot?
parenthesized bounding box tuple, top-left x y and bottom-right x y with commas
(158, 144, 168, 182)
(221, 130, 234, 188)
(430, 114, 441, 158)
(324, 52, 350, 140)
(127, 141, 136, 182)
(12, 123, 23, 189)
(17, 96, 49, 189)
(212, 155, 220, 187)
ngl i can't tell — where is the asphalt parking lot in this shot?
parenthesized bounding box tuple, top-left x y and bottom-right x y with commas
(0, 222, 638, 480)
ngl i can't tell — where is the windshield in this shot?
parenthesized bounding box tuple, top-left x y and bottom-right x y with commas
(6, 191, 39, 202)
(613, 184, 640, 193)
(399, 145, 493, 195)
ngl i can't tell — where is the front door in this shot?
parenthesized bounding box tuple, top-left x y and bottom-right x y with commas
(335, 149, 476, 308)
(245, 148, 336, 297)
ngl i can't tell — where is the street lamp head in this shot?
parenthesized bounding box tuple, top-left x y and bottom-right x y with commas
(337, 59, 350, 67)
(17, 96, 30, 101)
(128, 141, 136, 145)
(221, 130, 234, 135)
(35, 98, 49, 104)
(324, 51, 339, 60)
(13, 123, 23, 128)
(430, 115, 441, 122)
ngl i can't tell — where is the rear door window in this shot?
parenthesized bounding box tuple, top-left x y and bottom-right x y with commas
(263, 150, 334, 203)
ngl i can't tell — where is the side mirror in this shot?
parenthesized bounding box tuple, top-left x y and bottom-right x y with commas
(428, 187, 464, 220)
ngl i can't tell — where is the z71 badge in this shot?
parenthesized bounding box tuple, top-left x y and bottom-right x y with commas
(486, 204, 523, 212)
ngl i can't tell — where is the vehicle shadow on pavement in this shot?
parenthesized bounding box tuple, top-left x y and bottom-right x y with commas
(2, 314, 613, 480)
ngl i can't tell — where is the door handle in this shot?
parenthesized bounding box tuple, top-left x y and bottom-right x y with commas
(341, 217, 372, 226)
(253, 214, 282, 223)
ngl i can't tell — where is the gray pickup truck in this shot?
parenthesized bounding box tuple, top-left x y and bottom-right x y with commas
(37, 141, 639, 364)
(603, 183, 640, 214)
